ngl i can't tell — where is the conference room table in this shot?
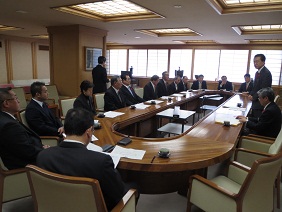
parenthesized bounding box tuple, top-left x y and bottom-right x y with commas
(93, 90, 252, 194)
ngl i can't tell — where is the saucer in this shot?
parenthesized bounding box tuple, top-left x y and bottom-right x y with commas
(158, 152, 170, 158)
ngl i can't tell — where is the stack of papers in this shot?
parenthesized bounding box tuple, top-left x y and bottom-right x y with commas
(134, 103, 150, 109)
(104, 111, 125, 118)
(111, 145, 146, 160)
(145, 100, 164, 104)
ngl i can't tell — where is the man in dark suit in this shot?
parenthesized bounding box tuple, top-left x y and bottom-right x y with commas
(120, 74, 144, 105)
(191, 74, 207, 90)
(104, 76, 129, 111)
(25, 82, 64, 137)
(217, 75, 233, 91)
(237, 87, 281, 138)
(0, 87, 45, 170)
(249, 54, 272, 118)
(167, 75, 181, 95)
(92, 56, 110, 94)
(238, 73, 253, 94)
(143, 75, 159, 101)
(157, 71, 169, 98)
(73, 80, 96, 116)
(36, 108, 138, 211)
(178, 76, 189, 92)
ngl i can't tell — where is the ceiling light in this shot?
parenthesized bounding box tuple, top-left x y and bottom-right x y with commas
(0, 24, 22, 31)
(232, 24, 282, 35)
(136, 27, 202, 37)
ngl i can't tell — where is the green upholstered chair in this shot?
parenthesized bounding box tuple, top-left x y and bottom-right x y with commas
(93, 93, 105, 112)
(187, 153, 282, 212)
(12, 87, 27, 110)
(26, 165, 136, 212)
(58, 97, 76, 121)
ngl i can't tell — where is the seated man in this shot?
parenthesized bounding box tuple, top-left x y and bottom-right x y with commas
(217, 75, 233, 91)
(157, 71, 169, 98)
(191, 74, 207, 90)
(36, 108, 138, 211)
(238, 73, 253, 95)
(167, 75, 181, 95)
(236, 87, 281, 138)
(178, 76, 189, 92)
(143, 75, 159, 101)
(0, 87, 45, 170)
(104, 76, 129, 111)
(25, 82, 64, 137)
(73, 80, 96, 116)
(120, 74, 144, 105)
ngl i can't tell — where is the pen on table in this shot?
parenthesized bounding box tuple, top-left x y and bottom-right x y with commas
(151, 155, 156, 163)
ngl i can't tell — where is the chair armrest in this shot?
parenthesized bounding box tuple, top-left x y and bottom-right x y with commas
(189, 175, 236, 198)
(111, 189, 136, 212)
(234, 148, 272, 167)
(227, 161, 250, 185)
(1, 167, 27, 176)
(247, 134, 275, 141)
(46, 98, 55, 105)
(40, 136, 60, 147)
(238, 136, 273, 152)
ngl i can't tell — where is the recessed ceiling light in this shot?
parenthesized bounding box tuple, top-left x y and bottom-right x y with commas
(136, 27, 202, 37)
(16, 10, 27, 14)
(0, 24, 22, 31)
(135, 36, 141, 39)
(174, 5, 182, 9)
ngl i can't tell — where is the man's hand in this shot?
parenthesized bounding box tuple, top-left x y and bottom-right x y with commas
(58, 127, 64, 134)
(43, 145, 50, 149)
(248, 95, 253, 101)
(236, 115, 247, 123)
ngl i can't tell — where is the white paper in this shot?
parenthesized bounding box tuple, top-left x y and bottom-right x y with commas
(214, 113, 241, 126)
(134, 103, 150, 109)
(171, 93, 184, 97)
(104, 111, 125, 118)
(103, 152, 121, 168)
(91, 135, 98, 141)
(111, 145, 146, 160)
(145, 100, 164, 104)
(87, 142, 103, 152)
(223, 105, 246, 111)
(160, 96, 174, 100)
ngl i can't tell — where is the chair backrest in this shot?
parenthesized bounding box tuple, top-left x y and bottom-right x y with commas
(12, 87, 27, 109)
(134, 87, 144, 98)
(26, 165, 108, 212)
(274, 95, 280, 103)
(239, 153, 282, 212)
(269, 127, 282, 154)
(93, 93, 105, 112)
(18, 109, 30, 128)
(46, 85, 59, 105)
(59, 97, 76, 117)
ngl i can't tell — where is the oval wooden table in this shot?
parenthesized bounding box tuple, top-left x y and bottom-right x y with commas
(94, 90, 252, 194)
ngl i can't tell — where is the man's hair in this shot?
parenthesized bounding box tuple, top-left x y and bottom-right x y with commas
(30, 81, 45, 97)
(198, 74, 204, 78)
(64, 108, 94, 136)
(80, 80, 93, 93)
(0, 87, 12, 110)
(258, 87, 275, 102)
(182, 76, 188, 80)
(174, 76, 180, 81)
(120, 74, 129, 81)
(151, 75, 159, 81)
(162, 71, 168, 78)
(111, 76, 120, 86)
(98, 56, 106, 64)
(254, 54, 266, 62)
(221, 75, 227, 80)
(244, 73, 250, 78)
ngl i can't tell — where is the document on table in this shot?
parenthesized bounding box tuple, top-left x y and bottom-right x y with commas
(111, 145, 146, 160)
(91, 135, 98, 141)
(214, 113, 241, 126)
(145, 100, 164, 104)
(103, 152, 121, 168)
(171, 93, 184, 97)
(223, 105, 246, 111)
(87, 142, 103, 152)
(160, 96, 174, 100)
(104, 111, 125, 118)
(134, 103, 151, 109)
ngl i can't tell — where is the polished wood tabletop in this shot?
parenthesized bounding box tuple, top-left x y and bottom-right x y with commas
(94, 90, 251, 173)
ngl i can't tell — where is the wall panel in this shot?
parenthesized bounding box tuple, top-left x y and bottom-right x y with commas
(0, 40, 7, 83)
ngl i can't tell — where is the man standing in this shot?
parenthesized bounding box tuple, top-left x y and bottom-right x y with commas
(157, 71, 169, 98)
(120, 74, 144, 105)
(92, 56, 110, 94)
(143, 75, 159, 101)
(167, 75, 181, 95)
(238, 73, 253, 94)
(237, 87, 281, 138)
(25, 82, 64, 137)
(104, 76, 128, 111)
(249, 54, 272, 118)
(191, 74, 207, 90)
(0, 87, 44, 169)
(36, 108, 138, 211)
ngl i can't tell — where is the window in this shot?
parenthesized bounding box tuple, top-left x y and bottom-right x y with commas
(219, 50, 249, 83)
(147, 49, 168, 77)
(169, 49, 193, 78)
(194, 50, 220, 81)
(128, 49, 147, 76)
(249, 50, 282, 85)
(108, 49, 127, 75)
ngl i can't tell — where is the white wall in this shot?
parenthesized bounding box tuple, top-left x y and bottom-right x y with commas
(0, 40, 7, 83)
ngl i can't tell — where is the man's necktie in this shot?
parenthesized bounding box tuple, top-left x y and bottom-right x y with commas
(129, 86, 135, 97)
(117, 91, 122, 103)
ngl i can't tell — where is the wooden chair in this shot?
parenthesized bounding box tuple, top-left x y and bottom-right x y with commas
(187, 153, 282, 212)
(46, 85, 69, 107)
(93, 93, 105, 112)
(18, 109, 59, 147)
(11, 87, 27, 110)
(58, 97, 76, 121)
(26, 165, 136, 212)
(0, 157, 30, 212)
(274, 94, 280, 103)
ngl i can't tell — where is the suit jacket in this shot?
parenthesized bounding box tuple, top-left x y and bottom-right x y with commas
(247, 102, 281, 138)
(143, 82, 158, 101)
(0, 111, 43, 169)
(167, 82, 179, 95)
(73, 93, 96, 116)
(120, 85, 144, 105)
(238, 81, 254, 93)
(36, 141, 128, 211)
(191, 80, 207, 90)
(25, 99, 63, 136)
(250, 67, 272, 110)
(178, 80, 188, 92)
(92, 64, 109, 94)
(104, 87, 128, 111)
(156, 79, 169, 98)
(217, 81, 233, 91)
